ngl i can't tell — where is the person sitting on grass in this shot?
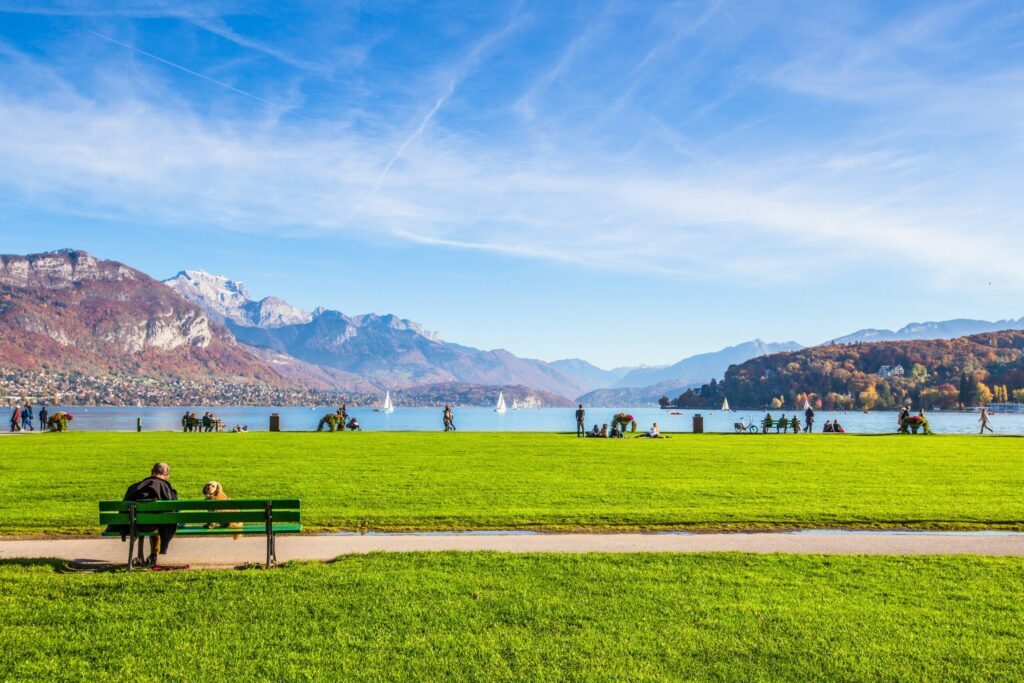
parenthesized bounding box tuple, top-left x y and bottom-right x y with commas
(346, 417, 362, 431)
(823, 420, 834, 433)
(587, 424, 600, 437)
(599, 424, 609, 438)
(790, 415, 801, 433)
(832, 420, 846, 433)
(638, 423, 661, 438)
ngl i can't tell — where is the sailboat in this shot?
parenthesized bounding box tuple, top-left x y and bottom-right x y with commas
(512, 398, 520, 411)
(721, 398, 731, 411)
(382, 390, 394, 414)
(803, 398, 812, 411)
(495, 391, 507, 414)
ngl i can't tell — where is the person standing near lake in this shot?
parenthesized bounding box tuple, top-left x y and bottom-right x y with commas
(38, 404, 48, 431)
(21, 403, 33, 431)
(979, 410, 994, 434)
(442, 405, 456, 431)
(575, 404, 586, 437)
(804, 405, 815, 433)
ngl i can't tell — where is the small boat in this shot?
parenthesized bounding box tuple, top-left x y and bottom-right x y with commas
(721, 398, 731, 412)
(381, 390, 394, 414)
(495, 391, 507, 414)
(512, 398, 519, 411)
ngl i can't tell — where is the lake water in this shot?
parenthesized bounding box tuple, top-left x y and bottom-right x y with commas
(35, 406, 1024, 435)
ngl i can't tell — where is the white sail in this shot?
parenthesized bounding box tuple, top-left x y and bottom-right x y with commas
(495, 391, 507, 413)
(512, 398, 519, 411)
(382, 391, 394, 414)
(803, 398, 811, 411)
(722, 398, 730, 411)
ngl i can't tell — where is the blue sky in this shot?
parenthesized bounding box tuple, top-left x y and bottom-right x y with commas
(1, 1, 1023, 368)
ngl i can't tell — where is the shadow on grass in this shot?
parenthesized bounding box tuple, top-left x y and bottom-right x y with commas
(0, 557, 127, 573)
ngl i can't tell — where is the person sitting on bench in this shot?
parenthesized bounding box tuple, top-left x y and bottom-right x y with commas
(120, 462, 178, 566)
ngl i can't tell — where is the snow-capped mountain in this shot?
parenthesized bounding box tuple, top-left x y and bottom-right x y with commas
(164, 270, 312, 328)
(164, 269, 585, 398)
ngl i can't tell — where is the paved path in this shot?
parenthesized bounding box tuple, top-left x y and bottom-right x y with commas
(3, 532, 1024, 567)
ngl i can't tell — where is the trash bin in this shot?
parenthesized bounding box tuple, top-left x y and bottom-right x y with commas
(269, 413, 280, 432)
(692, 414, 704, 434)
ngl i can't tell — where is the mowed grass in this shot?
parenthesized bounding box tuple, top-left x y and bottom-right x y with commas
(1, 432, 1022, 535)
(2, 553, 1023, 681)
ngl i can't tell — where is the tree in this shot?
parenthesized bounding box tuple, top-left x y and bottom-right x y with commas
(977, 382, 993, 406)
(658, 396, 670, 408)
(859, 384, 880, 410)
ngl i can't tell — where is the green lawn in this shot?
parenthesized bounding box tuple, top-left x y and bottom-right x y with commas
(1, 432, 1022, 535)
(1, 553, 1022, 681)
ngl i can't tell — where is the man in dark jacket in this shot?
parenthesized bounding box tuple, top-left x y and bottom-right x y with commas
(122, 462, 179, 566)
(38, 405, 48, 431)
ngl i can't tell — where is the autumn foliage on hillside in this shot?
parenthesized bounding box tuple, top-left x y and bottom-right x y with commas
(672, 331, 1024, 410)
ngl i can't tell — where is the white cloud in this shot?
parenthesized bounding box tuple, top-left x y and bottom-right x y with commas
(1, 3, 1023, 293)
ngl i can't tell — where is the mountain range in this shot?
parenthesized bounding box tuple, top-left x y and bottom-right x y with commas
(165, 271, 586, 398)
(831, 318, 1024, 345)
(3, 249, 1023, 407)
(0, 250, 282, 384)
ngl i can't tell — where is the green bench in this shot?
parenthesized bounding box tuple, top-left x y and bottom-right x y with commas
(99, 499, 301, 568)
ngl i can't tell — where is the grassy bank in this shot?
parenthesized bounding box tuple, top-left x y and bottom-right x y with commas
(1, 432, 1022, 535)
(1, 553, 1022, 681)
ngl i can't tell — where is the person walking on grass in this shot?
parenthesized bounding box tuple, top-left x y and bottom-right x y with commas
(979, 410, 994, 434)
(21, 403, 33, 431)
(10, 404, 22, 432)
(575, 404, 586, 437)
(804, 405, 815, 433)
(443, 405, 455, 432)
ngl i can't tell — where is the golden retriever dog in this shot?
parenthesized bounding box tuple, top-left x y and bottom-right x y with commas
(203, 481, 243, 536)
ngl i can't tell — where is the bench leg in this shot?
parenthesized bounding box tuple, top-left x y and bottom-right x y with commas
(127, 535, 136, 569)
(265, 531, 277, 568)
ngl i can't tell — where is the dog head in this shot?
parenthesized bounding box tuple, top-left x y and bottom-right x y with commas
(202, 481, 223, 499)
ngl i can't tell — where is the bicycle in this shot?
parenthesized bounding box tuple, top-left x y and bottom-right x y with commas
(734, 416, 759, 433)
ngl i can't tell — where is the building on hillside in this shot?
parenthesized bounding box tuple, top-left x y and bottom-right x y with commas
(878, 364, 905, 378)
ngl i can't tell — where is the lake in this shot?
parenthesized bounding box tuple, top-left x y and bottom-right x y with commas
(33, 406, 1024, 435)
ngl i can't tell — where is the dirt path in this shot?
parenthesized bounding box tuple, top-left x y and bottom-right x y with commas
(3, 532, 1024, 568)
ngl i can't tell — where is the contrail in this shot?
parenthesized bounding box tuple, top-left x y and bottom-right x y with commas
(87, 29, 272, 106)
(346, 7, 525, 223)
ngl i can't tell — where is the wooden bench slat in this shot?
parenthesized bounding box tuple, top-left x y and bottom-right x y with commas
(102, 523, 302, 537)
(99, 499, 300, 512)
(100, 510, 301, 526)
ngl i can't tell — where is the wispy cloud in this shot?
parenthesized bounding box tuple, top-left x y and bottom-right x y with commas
(1, 1, 1023, 295)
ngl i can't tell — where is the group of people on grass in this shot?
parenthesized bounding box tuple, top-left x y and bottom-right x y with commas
(9, 403, 49, 432)
(760, 408, 845, 434)
(761, 407, 824, 434)
(575, 405, 662, 438)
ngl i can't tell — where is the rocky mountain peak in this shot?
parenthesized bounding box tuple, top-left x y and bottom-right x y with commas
(0, 249, 138, 289)
(164, 270, 311, 329)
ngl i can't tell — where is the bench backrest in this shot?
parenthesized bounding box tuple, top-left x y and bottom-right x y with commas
(99, 499, 301, 527)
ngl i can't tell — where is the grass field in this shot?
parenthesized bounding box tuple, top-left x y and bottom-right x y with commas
(1, 552, 1022, 680)
(1, 432, 1022, 535)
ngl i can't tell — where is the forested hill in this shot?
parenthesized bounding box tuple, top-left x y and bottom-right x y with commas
(671, 331, 1024, 410)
